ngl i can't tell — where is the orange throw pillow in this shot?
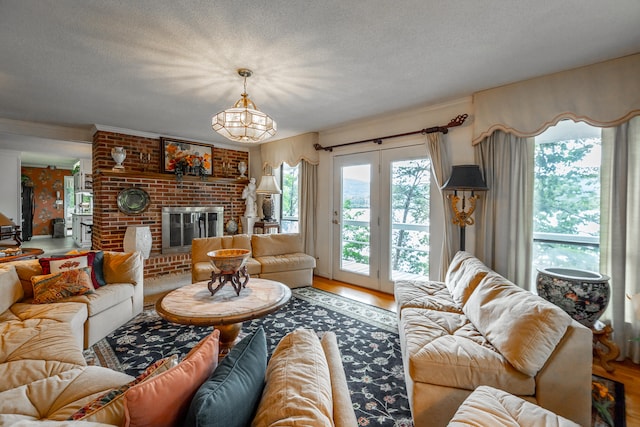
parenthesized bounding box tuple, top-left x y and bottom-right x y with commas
(31, 267, 95, 304)
(122, 329, 220, 427)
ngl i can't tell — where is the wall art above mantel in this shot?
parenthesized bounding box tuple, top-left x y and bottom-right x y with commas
(160, 137, 213, 178)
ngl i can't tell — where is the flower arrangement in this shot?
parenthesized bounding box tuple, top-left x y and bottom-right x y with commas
(165, 142, 212, 181)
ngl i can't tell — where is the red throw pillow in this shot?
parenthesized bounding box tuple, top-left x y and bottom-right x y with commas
(39, 253, 101, 288)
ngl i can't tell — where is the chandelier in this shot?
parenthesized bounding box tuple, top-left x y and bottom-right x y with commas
(212, 69, 277, 143)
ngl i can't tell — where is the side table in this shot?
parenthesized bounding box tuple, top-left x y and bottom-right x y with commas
(592, 321, 620, 372)
(253, 221, 280, 234)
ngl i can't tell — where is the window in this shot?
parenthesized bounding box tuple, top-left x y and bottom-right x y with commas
(532, 120, 601, 272)
(276, 163, 299, 233)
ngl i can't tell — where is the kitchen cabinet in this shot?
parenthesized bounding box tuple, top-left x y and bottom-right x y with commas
(73, 159, 93, 192)
(72, 214, 92, 248)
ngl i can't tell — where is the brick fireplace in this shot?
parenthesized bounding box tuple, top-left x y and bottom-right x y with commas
(91, 130, 249, 280)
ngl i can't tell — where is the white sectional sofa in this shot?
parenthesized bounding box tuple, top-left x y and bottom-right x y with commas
(395, 251, 592, 427)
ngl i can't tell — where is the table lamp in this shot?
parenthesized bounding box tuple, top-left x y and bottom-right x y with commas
(441, 165, 488, 251)
(256, 174, 282, 222)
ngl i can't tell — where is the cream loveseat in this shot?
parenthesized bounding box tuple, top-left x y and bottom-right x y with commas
(395, 251, 592, 427)
(191, 233, 316, 288)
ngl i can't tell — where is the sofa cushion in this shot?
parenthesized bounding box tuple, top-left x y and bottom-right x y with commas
(122, 329, 220, 427)
(11, 259, 43, 298)
(394, 279, 461, 314)
(400, 307, 534, 395)
(252, 328, 333, 427)
(251, 233, 304, 257)
(192, 237, 225, 264)
(0, 265, 24, 314)
(255, 253, 316, 274)
(226, 234, 252, 251)
(103, 251, 142, 285)
(31, 268, 95, 304)
(445, 252, 492, 306)
(0, 366, 133, 422)
(185, 327, 267, 427)
(463, 272, 573, 377)
(70, 355, 178, 424)
(448, 385, 580, 427)
(0, 319, 87, 366)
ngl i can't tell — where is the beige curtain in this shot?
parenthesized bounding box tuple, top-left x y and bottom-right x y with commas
(600, 116, 640, 362)
(260, 132, 319, 170)
(424, 132, 454, 280)
(474, 131, 535, 288)
(299, 161, 317, 258)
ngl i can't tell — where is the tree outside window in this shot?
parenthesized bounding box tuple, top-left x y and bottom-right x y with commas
(533, 121, 601, 272)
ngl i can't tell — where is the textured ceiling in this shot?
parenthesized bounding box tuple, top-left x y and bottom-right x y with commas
(1, 0, 639, 166)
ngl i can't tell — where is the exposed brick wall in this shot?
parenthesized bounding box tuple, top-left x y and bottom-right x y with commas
(92, 130, 249, 280)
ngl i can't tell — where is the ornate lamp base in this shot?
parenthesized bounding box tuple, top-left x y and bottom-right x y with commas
(208, 266, 250, 296)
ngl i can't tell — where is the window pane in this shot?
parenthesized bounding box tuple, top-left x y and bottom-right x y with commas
(279, 163, 299, 233)
(532, 121, 601, 272)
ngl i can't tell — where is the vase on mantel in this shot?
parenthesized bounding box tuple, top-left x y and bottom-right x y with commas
(536, 267, 610, 328)
(111, 147, 126, 170)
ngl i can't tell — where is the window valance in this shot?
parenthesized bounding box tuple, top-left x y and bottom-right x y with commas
(260, 132, 320, 169)
(472, 53, 640, 145)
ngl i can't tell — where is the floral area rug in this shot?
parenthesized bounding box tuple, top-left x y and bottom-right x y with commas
(592, 374, 626, 427)
(84, 286, 413, 427)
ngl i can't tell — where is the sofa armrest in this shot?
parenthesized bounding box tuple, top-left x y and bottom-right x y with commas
(535, 319, 592, 427)
(321, 332, 358, 427)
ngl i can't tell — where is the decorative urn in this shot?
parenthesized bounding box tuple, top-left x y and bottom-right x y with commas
(111, 147, 126, 170)
(206, 249, 251, 296)
(536, 267, 610, 328)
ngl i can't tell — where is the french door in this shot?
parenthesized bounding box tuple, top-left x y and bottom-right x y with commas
(332, 145, 431, 293)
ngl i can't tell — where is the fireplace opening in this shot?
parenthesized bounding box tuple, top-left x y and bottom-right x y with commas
(161, 206, 224, 254)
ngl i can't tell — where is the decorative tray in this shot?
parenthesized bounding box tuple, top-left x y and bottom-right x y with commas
(117, 188, 150, 215)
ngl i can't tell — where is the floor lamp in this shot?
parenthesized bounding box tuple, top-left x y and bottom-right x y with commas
(442, 165, 488, 251)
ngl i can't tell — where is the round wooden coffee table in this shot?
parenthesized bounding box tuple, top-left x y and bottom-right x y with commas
(155, 278, 291, 354)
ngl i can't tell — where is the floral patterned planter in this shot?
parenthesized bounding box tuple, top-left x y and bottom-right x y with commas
(536, 267, 610, 328)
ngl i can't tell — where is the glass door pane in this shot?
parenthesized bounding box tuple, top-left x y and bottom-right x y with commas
(333, 152, 379, 290)
(340, 164, 371, 275)
(390, 158, 430, 281)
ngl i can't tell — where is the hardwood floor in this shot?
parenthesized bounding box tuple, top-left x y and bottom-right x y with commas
(313, 275, 640, 427)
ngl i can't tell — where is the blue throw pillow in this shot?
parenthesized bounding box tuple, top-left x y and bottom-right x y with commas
(184, 327, 267, 427)
(92, 251, 106, 287)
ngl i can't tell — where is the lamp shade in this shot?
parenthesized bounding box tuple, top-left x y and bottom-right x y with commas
(0, 212, 16, 226)
(442, 165, 488, 191)
(256, 175, 282, 195)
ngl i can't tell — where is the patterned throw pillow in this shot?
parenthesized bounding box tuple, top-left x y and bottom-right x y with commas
(31, 267, 95, 304)
(39, 252, 103, 288)
(69, 355, 179, 424)
(65, 250, 107, 287)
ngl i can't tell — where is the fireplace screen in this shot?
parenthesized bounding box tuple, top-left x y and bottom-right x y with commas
(161, 206, 224, 254)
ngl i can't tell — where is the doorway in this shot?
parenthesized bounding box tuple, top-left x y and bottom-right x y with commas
(332, 145, 432, 293)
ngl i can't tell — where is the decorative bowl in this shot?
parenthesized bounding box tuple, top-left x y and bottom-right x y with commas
(207, 249, 250, 273)
(536, 267, 610, 328)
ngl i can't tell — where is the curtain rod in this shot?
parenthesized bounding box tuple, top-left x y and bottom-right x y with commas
(313, 114, 468, 152)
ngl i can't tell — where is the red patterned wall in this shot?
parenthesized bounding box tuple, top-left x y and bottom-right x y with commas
(20, 167, 71, 236)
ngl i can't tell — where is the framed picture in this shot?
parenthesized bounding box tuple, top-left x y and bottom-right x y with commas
(160, 138, 213, 176)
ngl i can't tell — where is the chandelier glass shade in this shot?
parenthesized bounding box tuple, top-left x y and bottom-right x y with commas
(212, 69, 277, 143)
